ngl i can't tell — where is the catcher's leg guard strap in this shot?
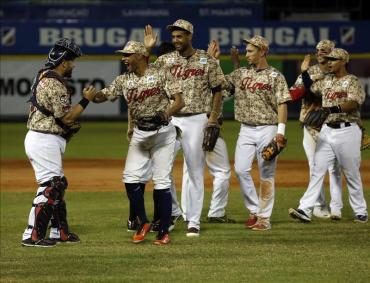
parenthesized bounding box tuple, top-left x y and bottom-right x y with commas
(31, 202, 54, 242)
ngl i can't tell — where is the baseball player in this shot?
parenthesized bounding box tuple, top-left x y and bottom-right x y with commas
(289, 40, 343, 220)
(22, 38, 97, 247)
(93, 41, 184, 245)
(289, 48, 368, 223)
(144, 20, 226, 236)
(209, 36, 291, 231)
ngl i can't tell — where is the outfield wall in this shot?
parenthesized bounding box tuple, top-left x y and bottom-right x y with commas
(1, 55, 369, 120)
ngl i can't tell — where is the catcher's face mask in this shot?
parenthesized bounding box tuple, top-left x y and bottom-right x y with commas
(45, 38, 82, 68)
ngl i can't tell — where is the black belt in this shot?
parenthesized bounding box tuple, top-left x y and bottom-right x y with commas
(173, 113, 203, 117)
(326, 122, 351, 129)
(137, 125, 162, 132)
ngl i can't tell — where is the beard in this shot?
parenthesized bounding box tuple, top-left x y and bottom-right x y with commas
(63, 68, 73, 78)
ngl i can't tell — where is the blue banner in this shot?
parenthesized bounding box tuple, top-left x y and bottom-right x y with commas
(0, 3, 262, 21)
(1, 20, 369, 55)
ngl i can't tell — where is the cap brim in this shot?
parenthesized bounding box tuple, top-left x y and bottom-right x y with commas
(167, 25, 191, 33)
(115, 50, 134, 55)
(323, 55, 341, 60)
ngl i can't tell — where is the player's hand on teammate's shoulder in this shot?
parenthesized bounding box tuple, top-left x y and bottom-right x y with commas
(82, 85, 97, 101)
(300, 54, 311, 73)
(144, 24, 158, 50)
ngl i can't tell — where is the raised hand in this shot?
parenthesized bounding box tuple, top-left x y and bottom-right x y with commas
(230, 46, 240, 69)
(144, 25, 158, 50)
(301, 54, 311, 72)
(207, 40, 221, 59)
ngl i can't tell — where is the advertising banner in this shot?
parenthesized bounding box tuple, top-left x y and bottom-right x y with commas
(0, 59, 121, 117)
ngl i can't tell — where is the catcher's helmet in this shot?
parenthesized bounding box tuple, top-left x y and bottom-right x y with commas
(45, 38, 82, 68)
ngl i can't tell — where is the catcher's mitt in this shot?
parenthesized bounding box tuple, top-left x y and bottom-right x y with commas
(202, 123, 220, 151)
(261, 136, 287, 161)
(303, 108, 329, 130)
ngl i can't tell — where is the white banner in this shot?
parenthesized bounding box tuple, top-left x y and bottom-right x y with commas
(0, 58, 122, 116)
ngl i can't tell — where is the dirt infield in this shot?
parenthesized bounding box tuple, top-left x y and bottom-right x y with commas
(1, 159, 369, 192)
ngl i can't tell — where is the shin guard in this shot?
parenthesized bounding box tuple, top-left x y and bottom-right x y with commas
(31, 203, 54, 242)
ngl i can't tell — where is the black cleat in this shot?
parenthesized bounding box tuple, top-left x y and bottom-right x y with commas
(207, 215, 236, 223)
(21, 238, 56, 248)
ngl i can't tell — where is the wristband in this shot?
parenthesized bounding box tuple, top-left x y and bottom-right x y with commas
(328, 105, 341, 113)
(78, 97, 90, 109)
(277, 123, 286, 135)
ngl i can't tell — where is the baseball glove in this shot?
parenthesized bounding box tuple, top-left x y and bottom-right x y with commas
(303, 108, 329, 130)
(202, 123, 220, 151)
(361, 129, 370, 151)
(261, 136, 287, 161)
(137, 111, 169, 130)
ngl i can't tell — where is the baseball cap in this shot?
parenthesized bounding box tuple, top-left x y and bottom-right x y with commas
(324, 48, 349, 63)
(115, 41, 149, 57)
(243, 35, 269, 51)
(167, 19, 193, 34)
(316, 40, 335, 51)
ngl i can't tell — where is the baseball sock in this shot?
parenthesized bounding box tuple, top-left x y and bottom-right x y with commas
(153, 188, 172, 236)
(128, 183, 146, 221)
(125, 183, 148, 224)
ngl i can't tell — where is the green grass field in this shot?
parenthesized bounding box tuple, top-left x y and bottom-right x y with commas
(1, 121, 370, 282)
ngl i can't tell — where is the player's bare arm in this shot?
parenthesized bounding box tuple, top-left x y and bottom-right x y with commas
(276, 103, 288, 149)
(166, 93, 185, 118)
(127, 108, 133, 141)
(208, 91, 223, 124)
(61, 85, 96, 125)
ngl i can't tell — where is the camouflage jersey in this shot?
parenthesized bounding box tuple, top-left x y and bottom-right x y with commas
(100, 64, 181, 125)
(224, 66, 291, 125)
(310, 74, 365, 124)
(153, 49, 225, 114)
(27, 71, 71, 135)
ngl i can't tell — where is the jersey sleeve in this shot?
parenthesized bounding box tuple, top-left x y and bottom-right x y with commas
(163, 69, 182, 99)
(274, 72, 292, 104)
(347, 76, 365, 105)
(208, 57, 226, 90)
(100, 75, 125, 101)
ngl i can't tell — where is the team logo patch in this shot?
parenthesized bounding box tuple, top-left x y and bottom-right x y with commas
(60, 95, 69, 104)
(167, 58, 175, 64)
(127, 80, 135, 88)
(147, 75, 155, 83)
(270, 72, 278, 78)
(199, 57, 207, 64)
(342, 81, 349, 88)
(325, 81, 332, 87)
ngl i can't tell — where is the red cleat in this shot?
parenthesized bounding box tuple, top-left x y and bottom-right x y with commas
(154, 234, 170, 246)
(132, 223, 151, 243)
(245, 214, 257, 228)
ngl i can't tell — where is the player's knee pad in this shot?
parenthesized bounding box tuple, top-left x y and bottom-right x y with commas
(31, 202, 54, 241)
(41, 176, 68, 202)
